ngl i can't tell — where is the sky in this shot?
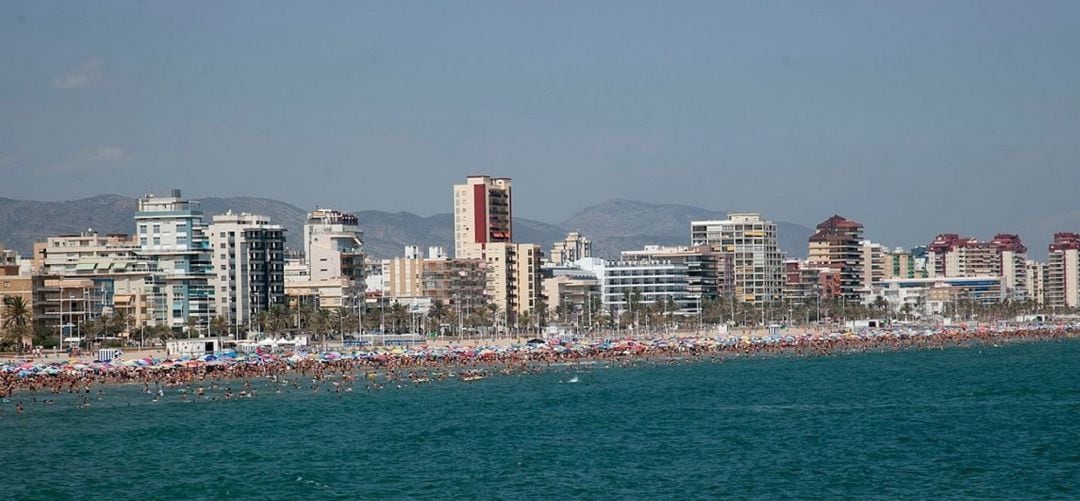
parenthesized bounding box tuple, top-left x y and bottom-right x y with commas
(1, 1, 1079, 253)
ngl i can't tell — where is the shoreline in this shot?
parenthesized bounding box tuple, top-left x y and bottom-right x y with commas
(2, 325, 1077, 406)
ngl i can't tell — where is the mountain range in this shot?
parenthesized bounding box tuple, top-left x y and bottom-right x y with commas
(0, 195, 812, 260)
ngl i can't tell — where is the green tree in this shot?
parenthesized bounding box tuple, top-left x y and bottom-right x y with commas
(388, 302, 408, 334)
(185, 315, 200, 338)
(430, 300, 449, 336)
(2, 296, 33, 351)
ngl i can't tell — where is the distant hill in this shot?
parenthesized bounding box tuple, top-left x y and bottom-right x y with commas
(0, 195, 810, 261)
(561, 199, 812, 258)
(0, 195, 310, 257)
(352, 211, 568, 259)
(0, 195, 139, 254)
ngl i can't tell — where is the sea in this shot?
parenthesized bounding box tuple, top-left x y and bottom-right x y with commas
(2, 339, 1078, 500)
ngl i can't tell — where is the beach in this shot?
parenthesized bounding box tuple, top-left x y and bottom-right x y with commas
(2, 323, 1077, 411)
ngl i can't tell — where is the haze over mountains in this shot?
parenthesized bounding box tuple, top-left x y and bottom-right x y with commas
(0, 195, 813, 260)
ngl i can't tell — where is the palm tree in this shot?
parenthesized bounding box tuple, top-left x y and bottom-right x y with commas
(211, 315, 228, 349)
(519, 310, 533, 337)
(85, 317, 107, 347)
(872, 295, 889, 319)
(2, 296, 33, 351)
(430, 300, 449, 336)
(386, 302, 406, 334)
(110, 310, 132, 339)
(265, 305, 289, 337)
(185, 315, 200, 339)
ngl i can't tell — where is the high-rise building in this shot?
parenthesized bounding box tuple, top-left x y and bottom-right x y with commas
(859, 241, 887, 299)
(482, 242, 543, 320)
(286, 209, 365, 310)
(209, 212, 286, 329)
(807, 215, 864, 301)
(449, 175, 546, 319)
(1025, 260, 1046, 306)
(927, 233, 1028, 300)
(453, 175, 512, 259)
(991, 234, 1028, 301)
(691, 213, 783, 304)
(1047, 232, 1080, 309)
(303, 209, 364, 285)
(135, 189, 214, 330)
(550, 232, 592, 265)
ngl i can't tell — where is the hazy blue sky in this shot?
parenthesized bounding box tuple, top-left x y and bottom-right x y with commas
(1, 1, 1078, 251)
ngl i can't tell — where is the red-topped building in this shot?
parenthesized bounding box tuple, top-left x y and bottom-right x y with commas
(927, 233, 1029, 300)
(808, 215, 864, 301)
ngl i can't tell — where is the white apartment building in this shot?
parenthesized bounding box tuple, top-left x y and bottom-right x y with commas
(1025, 260, 1046, 306)
(1047, 233, 1080, 309)
(859, 241, 886, 300)
(209, 212, 286, 329)
(303, 209, 364, 284)
(878, 276, 1005, 317)
(287, 209, 365, 310)
(577, 258, 694, 315)
(691, 213, 783, 304)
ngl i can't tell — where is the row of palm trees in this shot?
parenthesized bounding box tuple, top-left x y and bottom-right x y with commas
(241, 300, 550, 341)
(4, 291, 1075, 353)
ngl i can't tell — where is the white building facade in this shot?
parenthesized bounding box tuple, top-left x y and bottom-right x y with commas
(691, 213, 783, 304)
(209, 212, 286, 328)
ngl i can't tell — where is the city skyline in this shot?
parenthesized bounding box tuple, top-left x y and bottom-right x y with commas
(0, 187, 1073, 261)
(2, 1, 1079, 252)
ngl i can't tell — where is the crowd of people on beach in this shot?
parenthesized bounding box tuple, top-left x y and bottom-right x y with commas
(1, 323, 1076, 414)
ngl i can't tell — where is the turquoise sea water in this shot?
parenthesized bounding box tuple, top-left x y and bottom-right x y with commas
(2, 340, 1079, 499)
